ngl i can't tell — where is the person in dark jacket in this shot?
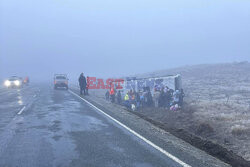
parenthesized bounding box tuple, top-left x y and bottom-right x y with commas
(78, 73, 87, 95)
(105, 90, 110, 100)
(165, 89, 172, 109)
(136, 91, 141, 109)
(117, 90, 122, 104)
(159, 87, 165, 107)
(179, 89, 185, 107)
(145, 87, 153, 107)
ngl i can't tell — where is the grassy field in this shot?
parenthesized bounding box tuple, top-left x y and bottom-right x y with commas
(134, 62, 250, 161)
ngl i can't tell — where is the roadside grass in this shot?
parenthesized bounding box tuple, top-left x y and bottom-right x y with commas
(88, 63, 250, 162)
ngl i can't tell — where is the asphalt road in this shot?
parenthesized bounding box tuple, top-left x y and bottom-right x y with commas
(0, 84, 230, 167)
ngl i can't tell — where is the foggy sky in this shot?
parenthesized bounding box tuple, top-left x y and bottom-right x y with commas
(1, 0, 250, 81)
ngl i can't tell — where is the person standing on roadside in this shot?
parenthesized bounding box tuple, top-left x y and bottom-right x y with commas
(153, 87, 160, 108)
(159, 87, 165, 107)
(105, 90, 110, 100)
(78, 73, 87, 95)
(124, 91, 130, 109)
(86, 76, 90, 95)
(179, 89, 185, 107)
(166, 88, 172, 109)
(117, 90, 122, 104)
(110, 88, 115, 103)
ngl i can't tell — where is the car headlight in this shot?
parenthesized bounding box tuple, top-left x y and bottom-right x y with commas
(4, 80, 11, 87)
(14, 80, 20, 86)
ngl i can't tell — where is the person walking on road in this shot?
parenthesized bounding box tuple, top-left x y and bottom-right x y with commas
(78, 73, 87, 95)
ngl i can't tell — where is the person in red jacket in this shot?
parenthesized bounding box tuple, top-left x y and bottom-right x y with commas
(86, 76, 90, 95)
(110, 88, 115, 103)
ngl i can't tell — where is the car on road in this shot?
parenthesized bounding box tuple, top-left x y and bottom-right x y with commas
(54, 74, 69, 90)
(4, 76, 23, 88)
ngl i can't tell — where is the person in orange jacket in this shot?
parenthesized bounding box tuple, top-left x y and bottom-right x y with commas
(110, 88, 115, 103)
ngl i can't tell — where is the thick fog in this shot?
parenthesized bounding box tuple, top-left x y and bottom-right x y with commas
(0, 0, 250, 81)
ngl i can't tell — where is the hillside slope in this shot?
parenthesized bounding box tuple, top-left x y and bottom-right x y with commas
(135, 62, 250, 161)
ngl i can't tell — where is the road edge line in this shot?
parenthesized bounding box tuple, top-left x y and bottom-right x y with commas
(68, 89, 191, 167)
(17, 106, 26, 115)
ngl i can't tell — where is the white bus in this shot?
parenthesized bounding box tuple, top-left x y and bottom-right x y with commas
(118, 74, 182, 96)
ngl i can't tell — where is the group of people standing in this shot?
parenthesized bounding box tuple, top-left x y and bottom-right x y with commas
(105, 88, 122, 104)
(153, 86, 184, 110)
(123, 87, 153, 110)
(105, 85, 185, 111)
(78, 73, 89, 96)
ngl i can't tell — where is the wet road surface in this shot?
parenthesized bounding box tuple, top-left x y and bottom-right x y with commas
(0, 84, 229, 167)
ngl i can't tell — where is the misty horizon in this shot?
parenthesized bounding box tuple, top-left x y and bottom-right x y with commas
(1, 0, 250, 81)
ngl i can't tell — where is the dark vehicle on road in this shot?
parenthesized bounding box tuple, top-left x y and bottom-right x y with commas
(4, 76, 23, 88)
(54, 74, 69, 90)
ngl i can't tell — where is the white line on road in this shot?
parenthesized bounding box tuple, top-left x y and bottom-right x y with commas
(33, 94, 37, 98)
(68, 90, 191, 167)
(17, 106, 26, 115)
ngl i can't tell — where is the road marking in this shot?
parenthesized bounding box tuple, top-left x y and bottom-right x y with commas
(68, 90, 191, 167)
(33, 94, 37, 98)
(17, 106, 26, 115)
